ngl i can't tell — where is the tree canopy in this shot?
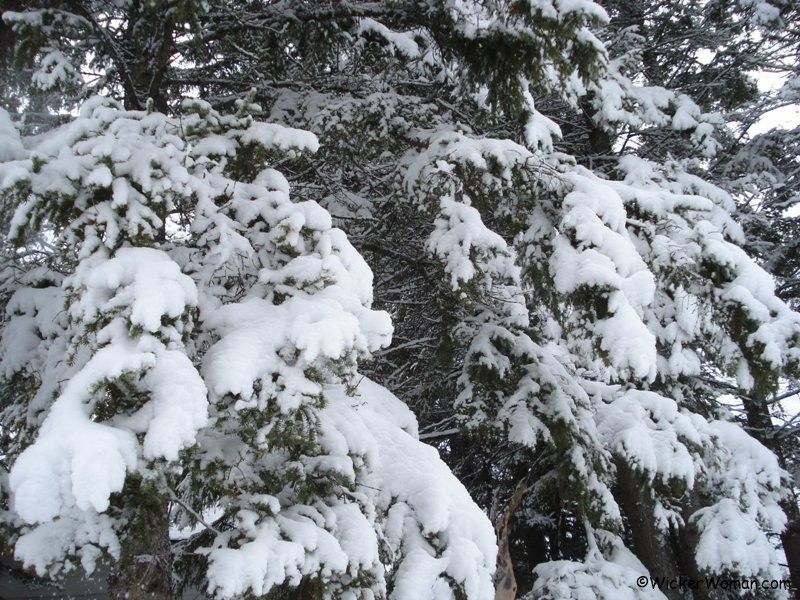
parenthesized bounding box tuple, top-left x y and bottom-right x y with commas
(1, 1, 799, 599)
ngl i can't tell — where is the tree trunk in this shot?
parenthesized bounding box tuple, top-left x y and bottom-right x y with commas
(780, 510, 800, 598)
(118, 1, 174, 112)
(671, 490, 714, 600)
(741, 392, 800, 594)
(614, 461, 686, 600)
(107, 478, 172, 600)
(493, 477, 530, 600)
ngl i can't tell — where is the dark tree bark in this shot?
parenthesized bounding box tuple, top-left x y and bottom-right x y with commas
(107, 478, 172, 600)
(743, 393, 800, 596)
(614, 462, 686, 600)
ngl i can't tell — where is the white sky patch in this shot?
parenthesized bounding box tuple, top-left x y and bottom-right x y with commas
(785, 202, 800, 218)
(716, 389, 800, 435)
(696, 49, 715, 66)
(748, 70, 800, 136)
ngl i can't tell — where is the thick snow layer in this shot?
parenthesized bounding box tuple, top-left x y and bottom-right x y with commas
(357, 18, 422, 58)
(427, 195, 519, 291)
(405, 130, 534, 194)
(0, 285, 65, 379)
(10, 344, 142, 521)
(8, 248, 208, 575)
(520, 77, 562, 152)
(240, 122, 320, 154)
(531, 530, 666, 600)
(596, 389, 706, 487)
(0, 108, 25, 161)
(204, 378, 496, 600)
(73, 248, 198, 336)
(14, 509, 121, 577)
(691, 420, 787, 579)
(203, 294, 391, 410)
(612, 156, 800, 383)
(552, 172, 658, 380)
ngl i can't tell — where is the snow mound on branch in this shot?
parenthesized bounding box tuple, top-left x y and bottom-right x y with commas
(0, 285, 65, 379)
(202, 294, 391, 411)
(9, 248, 208, 569)
(405, 131, 534, 194)
(691, 420, 787, 580)
(0, 108, 25, 161)
(14, 509, 121, 576)
(240, 122, 320, 153)
(596, 389, 706, 487)
(613, 156, 800, 385)
(205, 378, 496, 600)
(531, 530, 666, 600)
(552, 172, 658, 380)
(74, 247, 198, 336)
(357, 17, 422, 58)
(427, 195, 519, 290)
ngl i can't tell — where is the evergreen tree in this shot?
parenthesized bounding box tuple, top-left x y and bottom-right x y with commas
(1, 1, 799, 599)
(184, 1, 798, 596)
(0, 3, 496, 599)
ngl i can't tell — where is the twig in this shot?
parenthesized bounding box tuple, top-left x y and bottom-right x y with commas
(167, 488, 222, 536)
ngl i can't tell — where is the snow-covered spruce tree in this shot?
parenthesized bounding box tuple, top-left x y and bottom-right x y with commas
(713, 1, 800, 311)
(175, 0, 800, 597)
(3, 0, 800, 598)
(576, 0, 800, 590)
(0, 4, 497, 599)
(0, 97, 213, 596)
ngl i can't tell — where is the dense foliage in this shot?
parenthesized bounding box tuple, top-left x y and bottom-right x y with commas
(0, 1, 799, 599)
